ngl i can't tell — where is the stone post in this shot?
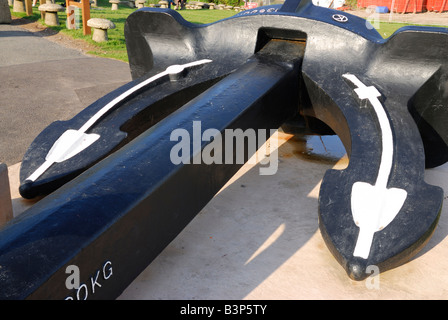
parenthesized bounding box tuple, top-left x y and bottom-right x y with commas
(0, 163, 13, 228)
(0, 0, 12, 24)
(13, 0, 25, 12)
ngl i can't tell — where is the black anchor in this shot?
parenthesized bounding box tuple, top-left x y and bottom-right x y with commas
(1, 0, 447, 298)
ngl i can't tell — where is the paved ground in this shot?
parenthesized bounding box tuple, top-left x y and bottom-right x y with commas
(1, 12, 448, 301)
(0, 22, 131, 166)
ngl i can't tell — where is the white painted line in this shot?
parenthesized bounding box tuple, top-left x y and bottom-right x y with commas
(25, 59, 213, 182)
(343, 73, 407, 259)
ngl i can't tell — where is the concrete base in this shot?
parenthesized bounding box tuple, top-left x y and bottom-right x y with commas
(116, 136, 448, 300)
(6, 163, 38, 219)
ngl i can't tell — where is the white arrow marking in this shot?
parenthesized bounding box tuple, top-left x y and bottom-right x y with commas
(343, 73, 407, 260)
(26, 59, 213, 182)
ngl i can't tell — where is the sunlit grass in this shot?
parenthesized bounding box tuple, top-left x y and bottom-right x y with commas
(10, 0, 237, 62)
(376, 21, 447, 38)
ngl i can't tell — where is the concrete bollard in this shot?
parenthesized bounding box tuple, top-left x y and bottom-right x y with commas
(0, 163, 13, 228)
(0, 0, 12, 24)
(109, 0, 119, 10)
(38, 3, 64, 26)
(13, 0, 25, 12)
(87, 18, 116, 42)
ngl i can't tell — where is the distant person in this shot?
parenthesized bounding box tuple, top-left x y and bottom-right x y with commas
(173, 0, 186, 9)
(178, 0, 186, 9)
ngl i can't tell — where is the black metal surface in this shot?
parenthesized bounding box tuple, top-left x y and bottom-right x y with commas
(18, 63, 229, 199)
(20, 0, 448, 198)
(309, 29, 448, 279)
(2, 38, 304, 299)
(5, 0, 448, 298)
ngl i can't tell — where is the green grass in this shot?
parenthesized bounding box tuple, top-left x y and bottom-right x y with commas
(376, 21, 447, 38)
(376, 22, 408, 38)
(10, 3, 447, 62)
(9, 10, 40, 21)
(179, 8, 238, 23)
(11, 0, 237, 62)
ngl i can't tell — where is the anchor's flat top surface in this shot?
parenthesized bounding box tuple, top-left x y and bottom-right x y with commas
(2, 18, 448, 299)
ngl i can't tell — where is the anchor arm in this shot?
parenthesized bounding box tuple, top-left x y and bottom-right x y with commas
(287, 22, 448, 280)
(303, 61, 445, 280)
(19, 60, 228, 199)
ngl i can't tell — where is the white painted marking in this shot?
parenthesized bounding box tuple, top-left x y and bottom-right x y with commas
(26, 59, 213, 182)
(343, 73, 407, 259)
(332, 14, 348, 23)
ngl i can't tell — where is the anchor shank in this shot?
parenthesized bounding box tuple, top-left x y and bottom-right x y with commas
(0, 39, 305, 299)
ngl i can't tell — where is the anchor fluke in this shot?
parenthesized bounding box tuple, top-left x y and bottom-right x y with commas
(346, 257, 370, 281)
(351, 182, 408, 259)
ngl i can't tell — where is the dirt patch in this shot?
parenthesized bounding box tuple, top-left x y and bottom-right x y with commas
(11, 16, 99, 55)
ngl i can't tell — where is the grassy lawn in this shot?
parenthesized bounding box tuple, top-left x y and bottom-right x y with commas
(10, 3, 447, 62)
(376, 21, 448, 38)
(376, 22, 409, 38)
(11, 0, 237, 62)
